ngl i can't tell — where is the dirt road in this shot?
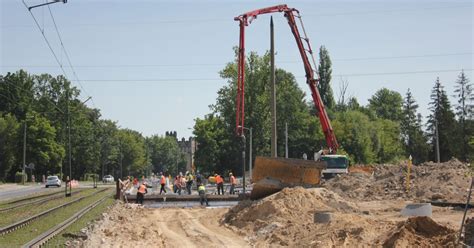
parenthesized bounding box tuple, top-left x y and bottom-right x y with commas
(83, 204, 249, 248)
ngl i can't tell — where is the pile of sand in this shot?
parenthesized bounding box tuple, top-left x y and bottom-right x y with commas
(224, 187, 460, 247)
(325, 158, 471, 202)
(223, 187, 391, 247)
(379, 217, 457, 247)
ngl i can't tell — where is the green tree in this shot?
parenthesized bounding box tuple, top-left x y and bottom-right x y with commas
(401, 89, 429, 164)
(0, 70, 34, 119)
(371, 118, 403, 163)
(427, 77, 457, 162)
(332, 110, 375, 163)
(24, 111, 65, 178)
(318, 46, 336, 110)
(0, 113, 20, 181)
(148, 135, 186, 175)
(453, 70, 473, 161)
(117, 129, 147, 177)
(193, 114, 228, 174)
(368, 88, 403, 122)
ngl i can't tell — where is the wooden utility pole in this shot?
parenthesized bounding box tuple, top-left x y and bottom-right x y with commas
(270, 16, 277, 157)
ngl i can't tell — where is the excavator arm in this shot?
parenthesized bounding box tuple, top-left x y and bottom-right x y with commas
(234, 4, 339, 153)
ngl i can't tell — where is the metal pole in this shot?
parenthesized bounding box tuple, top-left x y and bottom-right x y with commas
(67, 89, 72, 196)
(458, 177, 473, 245)
(435, 119, 440, 163)
(22, 121, 27, 185)
(242, 135, 246, 194)
(285, 122, 288, 158)
(249, 128, 252, 182)
(270, 16, 277, 158)
(119, 139, 123, 179)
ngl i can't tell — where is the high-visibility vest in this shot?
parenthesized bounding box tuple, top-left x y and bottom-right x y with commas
(216, 175, 223, 184)
(160, 176, 166, 184)
(138, 184, 147, 194)
(198, 185, 205, 192)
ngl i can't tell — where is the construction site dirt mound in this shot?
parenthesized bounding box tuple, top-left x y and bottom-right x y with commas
(380, 216, 457, 247)
(223, 187, 393, 247)
(325, 158, 472, 202)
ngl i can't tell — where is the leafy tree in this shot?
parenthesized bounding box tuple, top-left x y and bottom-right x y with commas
(24, 111, 65, 178)
(371, 118, 403, 163)
(427, 77, 457, 162)
(401, 89, 429, 164)
(148, 135, 186, 175)
(0, 113, 20, 181)
(453, 70, 473, 161)
(97, 119, 120, 178)
(318, 46, 336, 110)
(368, 88, 403, 122)
(0, 70, 34, 118)
(193, 114, 228, 174)
(117, 129, 147, 177)
(332, 110, 375, 163)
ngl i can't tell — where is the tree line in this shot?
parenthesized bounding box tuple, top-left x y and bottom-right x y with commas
(1, 47, 472, 181)
(0, 71, 187, 182)
(193, 47, 473, 175)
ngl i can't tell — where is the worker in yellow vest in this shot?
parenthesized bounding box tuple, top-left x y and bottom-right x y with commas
(198, 184, 209, 206)
(136, 181, 148, 205)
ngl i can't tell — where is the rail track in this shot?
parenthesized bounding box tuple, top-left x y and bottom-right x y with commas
(0, 189, 86, 213)
(0, 188, 108, 236)
(22, 194, 110, 248)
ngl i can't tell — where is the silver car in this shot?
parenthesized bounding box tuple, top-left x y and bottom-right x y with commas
(45, 176, 61, 188)
(102, 175, 114, 183)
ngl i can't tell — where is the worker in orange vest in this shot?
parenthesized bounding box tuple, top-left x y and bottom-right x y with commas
(159, 172, 167, 195)
(229, 172, 236, 195)
(215, 173, 224, 195)
(136, 181, 148, 205)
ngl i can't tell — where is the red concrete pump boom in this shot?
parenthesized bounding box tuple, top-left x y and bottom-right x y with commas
(234, 4, 339, 153)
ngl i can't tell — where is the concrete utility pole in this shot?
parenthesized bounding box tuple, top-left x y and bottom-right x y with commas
(242, 135, 246, 194)
(66, 89, 72, 197)
(249, 128, 253, 181)
(22, 121, 27, 185)
(435, 119, 440, 163)
(270, 16, 277, 158)
(285, 122, 288, 158)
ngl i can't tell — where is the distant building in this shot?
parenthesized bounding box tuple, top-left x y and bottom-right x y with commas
(165, 131, 196, 172)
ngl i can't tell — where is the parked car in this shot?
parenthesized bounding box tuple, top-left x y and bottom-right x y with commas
(102, 175, 114, 183)
(45, 176, 61, 188)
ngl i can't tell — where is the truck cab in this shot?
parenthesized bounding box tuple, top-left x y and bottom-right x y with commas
(320, 154, 349, 179)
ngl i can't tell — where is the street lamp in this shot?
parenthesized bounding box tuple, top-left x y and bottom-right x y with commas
(238, 126, 253, 182)
(25, 0, 67, 11)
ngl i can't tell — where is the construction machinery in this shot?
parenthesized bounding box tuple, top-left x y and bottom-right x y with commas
(234, 5, 348, 199)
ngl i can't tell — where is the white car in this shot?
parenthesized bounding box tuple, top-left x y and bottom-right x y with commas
(45, 176, 61, 188)
(102, 175, 114, 183)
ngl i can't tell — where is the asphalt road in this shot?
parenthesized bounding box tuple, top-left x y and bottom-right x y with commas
(0, 184, 61, 201)
(0, 182, 113, 201)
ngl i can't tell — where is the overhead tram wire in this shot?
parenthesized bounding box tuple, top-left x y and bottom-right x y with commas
(21, 0, 70, 80)
(64, 68, 473, 83)
(4, 4, 471, 29)
(46, 5, 96, 108)
(2, 52, 472, 69)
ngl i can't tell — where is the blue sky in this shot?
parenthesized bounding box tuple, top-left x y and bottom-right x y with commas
(1, 0, 472, 138)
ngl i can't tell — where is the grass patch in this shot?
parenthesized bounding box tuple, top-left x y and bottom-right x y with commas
(0, 189, 94, 227)
(45, 197, 116, 247)
(0, 189, 113, 247)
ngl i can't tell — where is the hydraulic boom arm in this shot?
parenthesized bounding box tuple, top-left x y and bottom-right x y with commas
(234, 4, 339, 153)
